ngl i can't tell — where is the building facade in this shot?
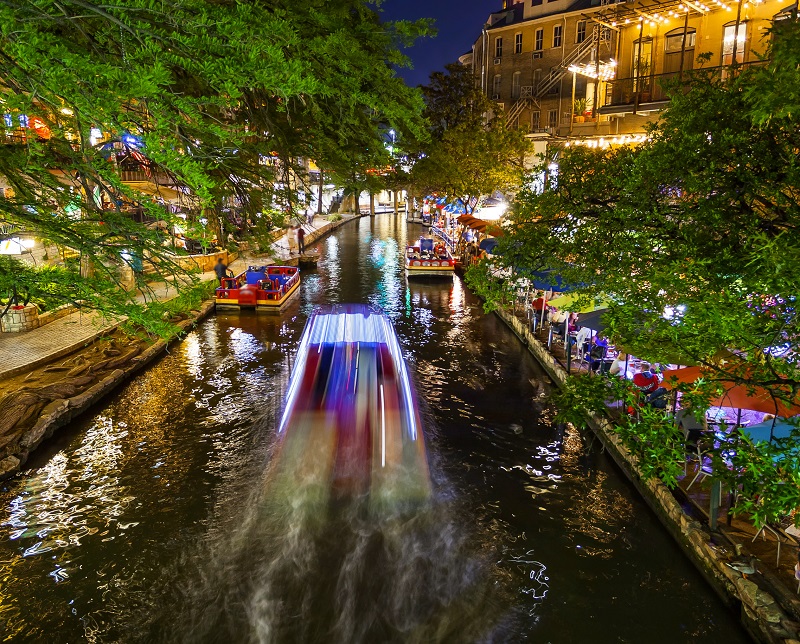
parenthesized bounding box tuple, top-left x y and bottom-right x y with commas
(465, 0, 795, 147)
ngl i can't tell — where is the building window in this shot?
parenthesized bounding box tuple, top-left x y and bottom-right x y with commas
(576, 21, 586, 44)
(664, 27, 696, 73)
(531, 111, 541, 130)
(632, 39, 653, 91)
(495, 37, 503, 59)
(511, 72, 521, 99)
(553, 25, 563, 48)
(535, 29, 544, 51)
(722, 21, 746, 65)
(548, 109, 558, 128)
(493, 74, 502, 98)
(515, 33, 523, 54)
(665, 29, 696, 51)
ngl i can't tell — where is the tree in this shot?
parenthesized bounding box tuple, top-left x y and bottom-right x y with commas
(0, 0, 432, 332)
(472, 22, 800, 525)
(410, 63, 531, 213)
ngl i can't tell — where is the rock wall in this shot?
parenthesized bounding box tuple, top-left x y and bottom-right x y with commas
(0, 301, 215, 480)
(495, 307, 800, 644)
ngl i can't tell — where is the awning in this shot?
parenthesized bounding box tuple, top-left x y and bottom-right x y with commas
(122, 181, 194, 205)
(576, 308, 609, 332)
(661, 366, 800, 417)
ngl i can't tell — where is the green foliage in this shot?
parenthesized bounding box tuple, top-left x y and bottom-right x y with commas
(0, 0, 432, 333)
(463, 261, 516, 313)
(494, 20, 800, 522)
(411, 63, 531, 212)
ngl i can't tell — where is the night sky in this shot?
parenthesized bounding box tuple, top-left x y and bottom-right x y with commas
(380, 0, 501, 88)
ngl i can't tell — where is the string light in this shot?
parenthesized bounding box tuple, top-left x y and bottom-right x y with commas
(565, 134, 650, 149)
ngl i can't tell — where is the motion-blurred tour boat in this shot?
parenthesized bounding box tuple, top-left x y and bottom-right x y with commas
(268, 304, 430, 510)
(215, 265, 300, 310)
(405, 237, 455, 277)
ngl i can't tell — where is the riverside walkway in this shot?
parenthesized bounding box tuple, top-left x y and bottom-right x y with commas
(0, 212, 358, 380)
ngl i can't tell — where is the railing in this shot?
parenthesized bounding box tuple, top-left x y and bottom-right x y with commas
(602, 60, 768, 108)
(535, 27, 600, 98)
(119, 169, 172, 184)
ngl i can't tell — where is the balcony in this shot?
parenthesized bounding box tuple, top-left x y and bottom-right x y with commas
(600, 61, 767, 116)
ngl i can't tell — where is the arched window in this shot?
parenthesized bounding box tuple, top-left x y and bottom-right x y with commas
(492, 74, 502, 99)
(664, 26, 696, 74)
(722, 21, 747, 65)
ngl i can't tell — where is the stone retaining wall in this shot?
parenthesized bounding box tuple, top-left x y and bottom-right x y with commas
(495, 307, 800, 644)
(36, 303, 78, 327)
(0, 300, 216, 480)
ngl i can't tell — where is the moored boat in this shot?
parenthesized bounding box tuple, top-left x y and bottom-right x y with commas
(215, 265, 300, 310)
(405, 237, 455, 277)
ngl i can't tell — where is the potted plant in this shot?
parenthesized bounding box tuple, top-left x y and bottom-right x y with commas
(573, 98, 587, 123)
(634, 59, 652, 101)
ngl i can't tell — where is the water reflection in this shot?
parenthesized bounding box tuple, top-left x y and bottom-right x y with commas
(0, 215, 749, 643)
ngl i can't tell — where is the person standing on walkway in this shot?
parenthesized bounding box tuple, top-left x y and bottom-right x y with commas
(297, 225, 306, 254)
(214, 257, 233, 285)
(287, 225, 298, 256)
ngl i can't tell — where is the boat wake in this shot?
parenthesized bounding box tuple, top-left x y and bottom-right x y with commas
(134, 467, 510, 644)
(131, 306, 512, 643)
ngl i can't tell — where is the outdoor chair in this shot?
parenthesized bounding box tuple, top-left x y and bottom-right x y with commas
(752, 523, 787, 567)
(686, 435, 723, 491)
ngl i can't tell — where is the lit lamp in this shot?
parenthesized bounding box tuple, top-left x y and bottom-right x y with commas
(0, 237, 35, 255)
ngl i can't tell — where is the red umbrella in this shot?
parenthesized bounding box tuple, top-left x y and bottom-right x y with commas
(661, 366, 800, 417)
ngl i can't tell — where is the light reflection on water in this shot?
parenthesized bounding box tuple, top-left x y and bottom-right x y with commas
(0, 215, 749, 643)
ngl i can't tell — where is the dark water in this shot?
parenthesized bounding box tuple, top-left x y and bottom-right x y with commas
(0, 216, 749, 643)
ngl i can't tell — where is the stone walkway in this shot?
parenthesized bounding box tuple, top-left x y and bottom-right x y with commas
(0, 212, 360, 380)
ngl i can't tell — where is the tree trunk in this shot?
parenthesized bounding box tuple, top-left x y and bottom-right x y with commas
(369, 192, 375, 216)
(393, 190, 398, 215)
(317, 169, 324, 215)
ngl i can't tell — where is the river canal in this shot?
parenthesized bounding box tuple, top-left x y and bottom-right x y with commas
(0, 215, 750, 643)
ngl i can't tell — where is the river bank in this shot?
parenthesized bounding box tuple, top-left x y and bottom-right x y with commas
(493, 306, 800, 644)
(0, 212, 367, 481)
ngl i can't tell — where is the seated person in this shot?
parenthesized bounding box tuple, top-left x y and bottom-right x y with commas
(633, 363, 668, 408)
(531, 296, 549, 311)
(585, 334, 608, 371)
(609, 353, 631, 379)
(550, 308, 568, 334)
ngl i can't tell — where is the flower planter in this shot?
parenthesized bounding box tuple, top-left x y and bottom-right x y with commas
(1, 304, 40, 333)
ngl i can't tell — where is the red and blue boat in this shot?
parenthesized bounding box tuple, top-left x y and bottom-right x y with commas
(266, 304, 430, 511)
(405, 236, 455, 277)
(215, 265, 300, 310)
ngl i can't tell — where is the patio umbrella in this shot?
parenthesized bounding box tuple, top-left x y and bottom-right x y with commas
(739, 417, 798, 443)
(576, 308, 609, 332)
(660, 366, 800, 417)
(468, 219, 489, 231)
(479, 237, 499, 254)
(457, 214, 477, 225)
(549, 293, 606, 313)
(529, 269, 576, 292)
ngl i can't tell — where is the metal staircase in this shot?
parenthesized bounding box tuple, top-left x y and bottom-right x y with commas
(505, 86, 538, 127)
(535, 27, 600, 99)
